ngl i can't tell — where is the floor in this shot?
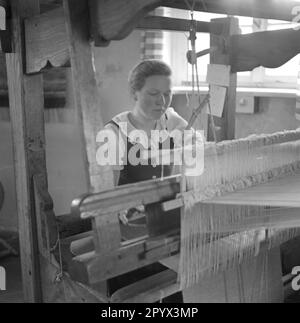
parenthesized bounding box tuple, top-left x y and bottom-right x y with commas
(0, 231, 299, 303)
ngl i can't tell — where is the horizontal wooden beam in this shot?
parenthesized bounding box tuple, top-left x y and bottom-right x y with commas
(69, 226, 288, 286)
(137, 16, 223, 35)
(71, 175, 181, 219)
(69, 233, 180, 285)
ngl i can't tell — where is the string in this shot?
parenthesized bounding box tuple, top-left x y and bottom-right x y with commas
(179, 131, 300, 290)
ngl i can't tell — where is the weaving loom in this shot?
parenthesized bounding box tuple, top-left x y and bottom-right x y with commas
(7, 0, 300, 303)
(67, 128, 300, 302)
(179, 129, 300, 290)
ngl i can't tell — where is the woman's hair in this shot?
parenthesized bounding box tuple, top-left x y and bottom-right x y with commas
(128, 60, 172, 95)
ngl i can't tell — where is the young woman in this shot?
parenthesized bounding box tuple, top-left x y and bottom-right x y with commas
(105, 60, 189, 186)
(104, 60, 191, 302)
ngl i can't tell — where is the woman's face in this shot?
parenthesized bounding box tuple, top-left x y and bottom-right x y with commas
(134, 75, 172, 121)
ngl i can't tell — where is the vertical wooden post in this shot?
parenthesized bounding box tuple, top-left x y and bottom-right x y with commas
(209, 17, 239, 141)
(5, 0, 48, 302)
(63, 0, 114, 193)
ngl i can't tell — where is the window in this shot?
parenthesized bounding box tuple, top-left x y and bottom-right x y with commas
(163, 9, 300, 93)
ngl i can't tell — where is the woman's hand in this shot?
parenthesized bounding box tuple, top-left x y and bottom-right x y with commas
(119, 209, 129, 225)
(118, 205, 146, 226)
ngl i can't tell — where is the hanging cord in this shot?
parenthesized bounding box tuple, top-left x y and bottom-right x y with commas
(52, 231, 64, 284)
(50, 229, 68, 301)
(181, 6, 197, 192)
(186, 10, 217, 142)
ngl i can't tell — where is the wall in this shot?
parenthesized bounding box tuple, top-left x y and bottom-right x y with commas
(93, 31, 142, 123)
(236, 97, 300, 138)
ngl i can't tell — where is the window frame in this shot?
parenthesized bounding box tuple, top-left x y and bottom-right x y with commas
(164, 10, 300, 94)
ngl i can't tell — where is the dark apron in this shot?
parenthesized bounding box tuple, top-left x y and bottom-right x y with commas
(107, 120, 183, 303)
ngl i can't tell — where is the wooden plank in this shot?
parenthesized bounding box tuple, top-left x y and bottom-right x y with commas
(208, 17, 238, 141)
(5, 0, 46, 303)
(69, 226, 288, 286)
(25, 7, 70, 73)
(70, 234, 94, 256)
(63, 0, 114, 193)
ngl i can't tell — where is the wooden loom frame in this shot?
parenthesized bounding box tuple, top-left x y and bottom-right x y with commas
(2, 0, 300, 302)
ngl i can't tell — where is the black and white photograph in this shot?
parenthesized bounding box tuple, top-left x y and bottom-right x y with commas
(1, 0, 300, 306)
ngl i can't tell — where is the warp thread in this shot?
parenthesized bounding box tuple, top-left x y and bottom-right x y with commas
(179, 130, 300, 290)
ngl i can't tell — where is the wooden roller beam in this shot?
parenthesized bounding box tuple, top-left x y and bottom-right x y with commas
(69, 233, 180, 285)
(71, 175, 180, 219)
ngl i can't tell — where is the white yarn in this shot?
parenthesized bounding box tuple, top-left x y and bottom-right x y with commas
(179, 129, 300, 289)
